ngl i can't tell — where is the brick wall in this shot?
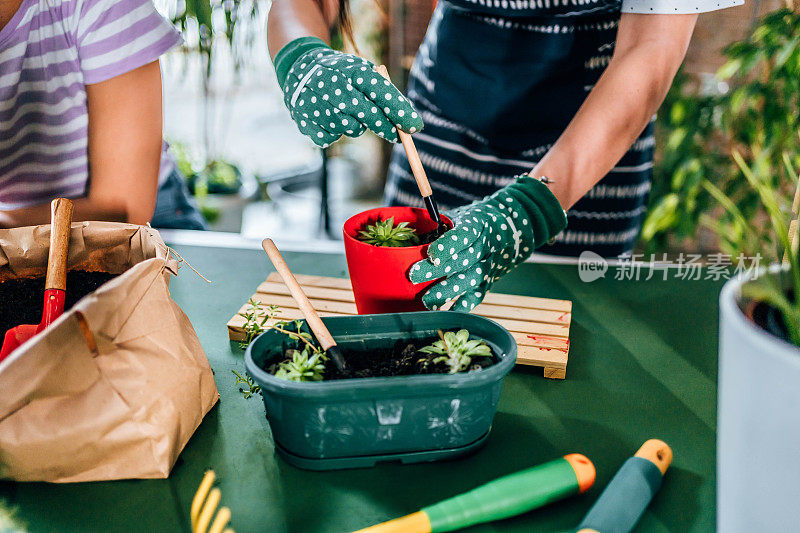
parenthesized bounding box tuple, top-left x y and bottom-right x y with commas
(684, 0, 783, 74)
(393, 0, 785, 74)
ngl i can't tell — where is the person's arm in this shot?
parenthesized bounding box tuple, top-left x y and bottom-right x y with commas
(0, 61, 163, 228)
(267, 0, 339, 60)
(266, 0, 422, 145)
(531, 14, 698, 209)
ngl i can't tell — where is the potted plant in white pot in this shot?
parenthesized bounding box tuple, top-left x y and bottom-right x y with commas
(716, 152, 800, 531)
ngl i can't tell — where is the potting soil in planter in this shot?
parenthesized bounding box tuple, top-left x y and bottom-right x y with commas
(0, 271, 117, 334)
(748, 299, 790, 342)
(415, 229, 440, 246)
(264, 336, 497, 380)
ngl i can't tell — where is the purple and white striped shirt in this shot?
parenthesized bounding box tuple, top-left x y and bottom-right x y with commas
(0, 0, 181, 210)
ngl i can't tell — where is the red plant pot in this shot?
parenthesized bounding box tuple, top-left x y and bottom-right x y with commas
(343, 207, 451, 314)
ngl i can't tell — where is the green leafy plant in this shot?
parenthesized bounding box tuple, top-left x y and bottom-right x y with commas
(241, 311, 329, 383)
(232, 370, 261, 399)
(710, 151, 800, 346)
(419, 329, 493, 374)
(166, 0, 262, 73)
(187, 160, 243, 196)
(270, 320, 328, 382)
(275, 346, 327, 382)
(237, 298, 278, 349)
(271, 319, 323, 353)
(233, 310, 328, 391)
(169, 141, 243, 223)
(642, 8, 800, 257)
(161, 0, 260, 203)
(357, 217, 421, 247)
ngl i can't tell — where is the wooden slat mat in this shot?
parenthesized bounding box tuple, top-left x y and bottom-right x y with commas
(227, 274, 572, 379)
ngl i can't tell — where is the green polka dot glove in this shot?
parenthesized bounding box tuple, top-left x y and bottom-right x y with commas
(409, 176, 568, 311)
(273, 37, 424, 147)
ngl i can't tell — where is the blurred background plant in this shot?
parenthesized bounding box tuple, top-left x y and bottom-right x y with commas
(157, 0, 264, 227)
(163, 0, 263, 159)
(0, 499, 25, 533)
(641, 6, 800, 261)
(170, 142, 244, 224)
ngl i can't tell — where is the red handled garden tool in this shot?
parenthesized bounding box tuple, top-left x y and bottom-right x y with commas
(0, 198, 74, 361)
(262, 238, 349, 373)
(375, 65, 448, 237)
(353, 454, 595, 532)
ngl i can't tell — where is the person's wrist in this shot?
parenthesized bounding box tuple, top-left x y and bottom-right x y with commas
(511, 175, 568, 245)
(273, 36, 330, 87)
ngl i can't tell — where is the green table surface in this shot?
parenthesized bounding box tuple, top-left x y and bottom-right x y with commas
(0, 245, 724, 532)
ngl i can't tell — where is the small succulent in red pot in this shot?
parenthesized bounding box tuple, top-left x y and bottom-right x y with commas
(343, 207, 451, 314)
(356, 217, 420, 247)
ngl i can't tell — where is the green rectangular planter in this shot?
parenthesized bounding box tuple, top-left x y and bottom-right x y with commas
(245, 311, 516, 470)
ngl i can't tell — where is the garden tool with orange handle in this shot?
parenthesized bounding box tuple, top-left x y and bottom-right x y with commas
(577, 439, 673, 533)
(262, 238, 348, 373)
(0, 198, 74, 362)
(375, 65, 448, 237)
(353, 454, 595, 532)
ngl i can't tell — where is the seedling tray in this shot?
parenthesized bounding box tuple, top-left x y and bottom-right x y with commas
(245, 311, 515, 470)
(229, 273, 572, 378)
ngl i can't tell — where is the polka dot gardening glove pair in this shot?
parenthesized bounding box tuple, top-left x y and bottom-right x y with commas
(273, 37, 424, 147)
(409, 176, 568, 311)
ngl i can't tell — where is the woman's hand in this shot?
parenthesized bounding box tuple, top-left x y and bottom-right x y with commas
(274, 38, 423, 147)
(409, 176, 567, 311)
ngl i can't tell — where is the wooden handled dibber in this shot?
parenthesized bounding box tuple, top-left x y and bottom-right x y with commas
(577, 440, 673, 533)
(46, 197, 74, 292)
(375, 65, 447, 236)
(262, 239, 348, 373)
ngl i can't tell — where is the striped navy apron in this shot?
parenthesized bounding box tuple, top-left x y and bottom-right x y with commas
(384, 0, 654, 257)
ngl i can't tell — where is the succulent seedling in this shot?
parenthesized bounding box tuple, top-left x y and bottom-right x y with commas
(357, 217, 421, 247)
(275, 346, 327, 382)
(235, 306, 329, 388)
(420, 329, 493, 374)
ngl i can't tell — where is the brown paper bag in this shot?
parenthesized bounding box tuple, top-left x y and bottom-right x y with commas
(0, 222, 218, 482)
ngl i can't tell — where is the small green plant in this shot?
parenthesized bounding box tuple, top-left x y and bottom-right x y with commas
(238, 299, 278, 349)
(275, 346, 327, 382)
(234, 305, 328, 390)
(270, 320, 328, 382)
(419, 329, 492, 374)
(232, 370, 261, 399)
(357, 217, 420, 247)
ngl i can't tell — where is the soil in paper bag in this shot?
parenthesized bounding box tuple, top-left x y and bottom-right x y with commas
(0, 271, 117, 335)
